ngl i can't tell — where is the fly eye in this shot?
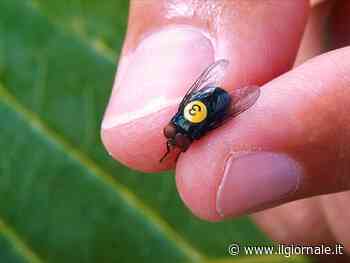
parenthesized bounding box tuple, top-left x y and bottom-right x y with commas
(163, 124, 176, 138)
(175, 134, 191, 152)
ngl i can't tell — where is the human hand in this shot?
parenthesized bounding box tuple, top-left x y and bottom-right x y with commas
(101, 0, 350, 253)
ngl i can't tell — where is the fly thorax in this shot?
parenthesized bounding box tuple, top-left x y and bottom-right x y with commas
(183, 100, 208, 124)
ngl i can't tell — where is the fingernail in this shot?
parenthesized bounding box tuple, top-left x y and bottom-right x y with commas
(102, 26, 214, 129)
(216, 152, 302, 217)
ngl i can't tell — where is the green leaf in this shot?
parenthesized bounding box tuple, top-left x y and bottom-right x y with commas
(0, 0, 311, 262)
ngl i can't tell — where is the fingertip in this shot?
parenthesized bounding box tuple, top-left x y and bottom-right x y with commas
(101, 26, 215, 172)
(101, 106, 177, 173)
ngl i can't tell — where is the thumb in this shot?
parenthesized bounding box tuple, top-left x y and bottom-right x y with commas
(101, 0, 309, 172)
(176, 47, 350, 221)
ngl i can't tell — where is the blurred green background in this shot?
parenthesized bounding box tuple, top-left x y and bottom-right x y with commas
(0, 0, 311, 262)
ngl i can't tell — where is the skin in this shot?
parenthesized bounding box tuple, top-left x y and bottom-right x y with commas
(101, 0, 350, 258)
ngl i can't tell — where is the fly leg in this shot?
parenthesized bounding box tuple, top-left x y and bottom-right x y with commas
(159, 140, 173, 163)
(174, 152, 181, 163)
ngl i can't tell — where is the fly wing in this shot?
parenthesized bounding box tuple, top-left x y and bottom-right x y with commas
(228, 85, 260, 117)
(203, 85, 260, 132)
(179, 59, 229, 109)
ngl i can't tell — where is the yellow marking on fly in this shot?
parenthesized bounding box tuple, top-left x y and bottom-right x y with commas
(183, 100, 208, 123)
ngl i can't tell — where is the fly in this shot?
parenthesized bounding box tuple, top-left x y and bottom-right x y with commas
(160, 59, 260, 162)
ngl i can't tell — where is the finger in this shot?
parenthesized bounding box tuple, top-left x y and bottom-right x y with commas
(252, 0, 350, 250)
(310, 0, 328, 7)
(252, 197, 334, 245)
(250, 0, 333, 244)
(253, 194, 350, 255)
(101, 0, 309, 172)
(295, 0, 334, 64)
(328, 0, 350, 50)
(320, 191, 350, 253)
(296, 0, 350, 65)
(252, 193, 350, 254)
(176, 47, 350, 221)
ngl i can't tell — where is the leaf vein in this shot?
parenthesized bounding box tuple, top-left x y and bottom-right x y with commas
(0, 218, 44, 263)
